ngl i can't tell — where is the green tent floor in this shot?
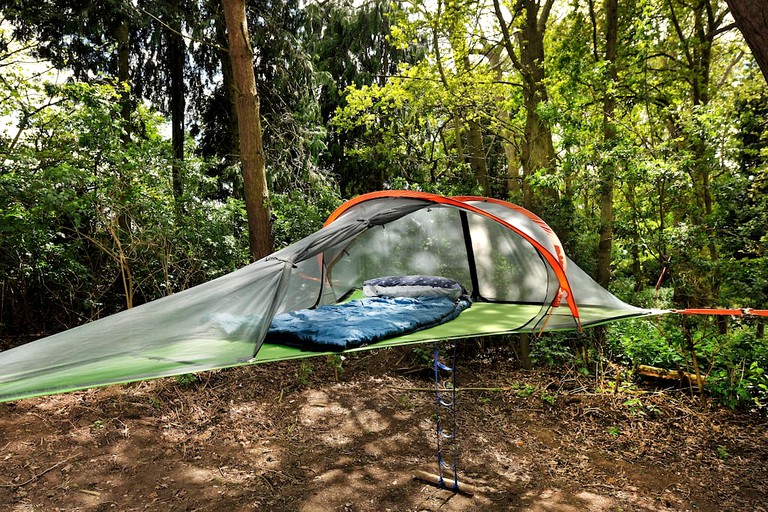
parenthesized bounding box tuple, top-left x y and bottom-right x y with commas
(1, 303, 652, 403)
(251, 302, 644, 363)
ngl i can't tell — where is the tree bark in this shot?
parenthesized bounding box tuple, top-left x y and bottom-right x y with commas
(221, 0, 273, 261)
(724, 0, 768, 84)
(597, 0, 618, 289)
(466, 119, 490, 196)
(488, 48, 522, 198)
(214, 8, 241, 200)
(168, 0, 185, 202)
(518, 333, 532, 370)
(493, 0, 557, 212)
(117, 19, 131, 145)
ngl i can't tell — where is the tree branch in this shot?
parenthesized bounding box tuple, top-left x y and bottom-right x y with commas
(0, 453, 81, 489)
(666, 0, 693, 66)
(538, 0, 557, 34)
(707, 22, 736, 39)
(493, 0, 523, 73)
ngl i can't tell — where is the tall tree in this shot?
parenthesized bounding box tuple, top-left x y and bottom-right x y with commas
(305, 0, 424, 196)
(493, 0, 557, 211)
(167, 0, 186, 200)
(724, 0, 768, 83)
(221, 0, 273, 261)
(661, 0, 733, 309)
(596, 0, 619, 289)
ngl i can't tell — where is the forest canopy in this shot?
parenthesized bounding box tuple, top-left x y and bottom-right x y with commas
(0, 0, 766, 410)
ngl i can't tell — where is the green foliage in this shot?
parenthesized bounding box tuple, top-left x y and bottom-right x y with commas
(326, 354, 345, 381)
(175, 373, 199, 387)
(410, 346, 432, 365)
(296, 360, 314, 386)
(540, 390, 557, 406)
(608, 317, 683, 369)
(607, 284, 768, 410)
(270, 186, 342, 249)
(510, 381, 537, 398)
(0, 72, 250, 335)
(623, 397, 658, 418)
(530, 333, 576, 367)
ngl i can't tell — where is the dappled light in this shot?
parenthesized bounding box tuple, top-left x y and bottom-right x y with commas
(2, 0, 767, 509)
(2, 350, 766, 510)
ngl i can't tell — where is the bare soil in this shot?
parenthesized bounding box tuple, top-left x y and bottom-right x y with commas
(1, 346, 766, 511)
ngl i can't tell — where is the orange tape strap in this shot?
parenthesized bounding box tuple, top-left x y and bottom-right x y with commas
(673, 308, 768, 317)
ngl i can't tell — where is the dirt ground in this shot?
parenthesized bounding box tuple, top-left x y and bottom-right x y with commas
(1, 345, 767, 511)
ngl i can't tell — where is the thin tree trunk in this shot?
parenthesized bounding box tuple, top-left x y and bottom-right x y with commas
(520, 0, 557, 212)
(115, 15, 134, 307)
(168, 0, 185, 202)
(452, 112, 467, 176)
(222, 0, 273, 261)
(504, 137, 521, 198)
(487, 48, 522, 198)
(117, 19, 131, 145)
(467, 119, 490, 196)
(684, 320, 705, 396)
(518, 333, 532, 370)
(597, 0, 618, 289)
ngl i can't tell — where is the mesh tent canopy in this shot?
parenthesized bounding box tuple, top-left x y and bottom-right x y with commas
(0, 191, 660, 402)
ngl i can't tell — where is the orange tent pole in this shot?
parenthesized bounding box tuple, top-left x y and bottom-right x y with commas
(325, 191, 582, 328)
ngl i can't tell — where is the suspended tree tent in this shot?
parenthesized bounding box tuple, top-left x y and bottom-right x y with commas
(0, 191, 659, 403)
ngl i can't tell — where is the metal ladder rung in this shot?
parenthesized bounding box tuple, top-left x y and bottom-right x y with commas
(438, 455, 457, 470)
(437, 428, 454, 439)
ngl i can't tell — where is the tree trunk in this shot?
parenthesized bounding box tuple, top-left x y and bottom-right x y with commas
(168, 0, 185, 202)
(487, 49, 522, 199)
(215, 8, 241, 199)
(466, 119, 490, 196)
(518, 333, 532, 370)
(597, 0, 618, 289)
(520, 0, 557, 212)
(724, 0, 768, 84)
(493, 0, 557, 211)
(685, 323, 705, 396)
(117, 19, 131, 145)
(115, 15, 134, 308)
(504, 137, 522, 198)
(452, 112, 467, 176)
(221, 0, 273, 261)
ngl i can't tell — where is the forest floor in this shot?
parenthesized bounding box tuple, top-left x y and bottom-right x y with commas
(1, 345, 767, 512)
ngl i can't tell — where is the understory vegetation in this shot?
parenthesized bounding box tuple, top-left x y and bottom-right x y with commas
(1, 0, 767, 411)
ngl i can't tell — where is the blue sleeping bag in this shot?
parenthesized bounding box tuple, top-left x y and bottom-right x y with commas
(266, 296, 471, 350)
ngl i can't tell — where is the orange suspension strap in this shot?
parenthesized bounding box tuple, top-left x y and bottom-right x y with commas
(672, 308, 768, 317)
